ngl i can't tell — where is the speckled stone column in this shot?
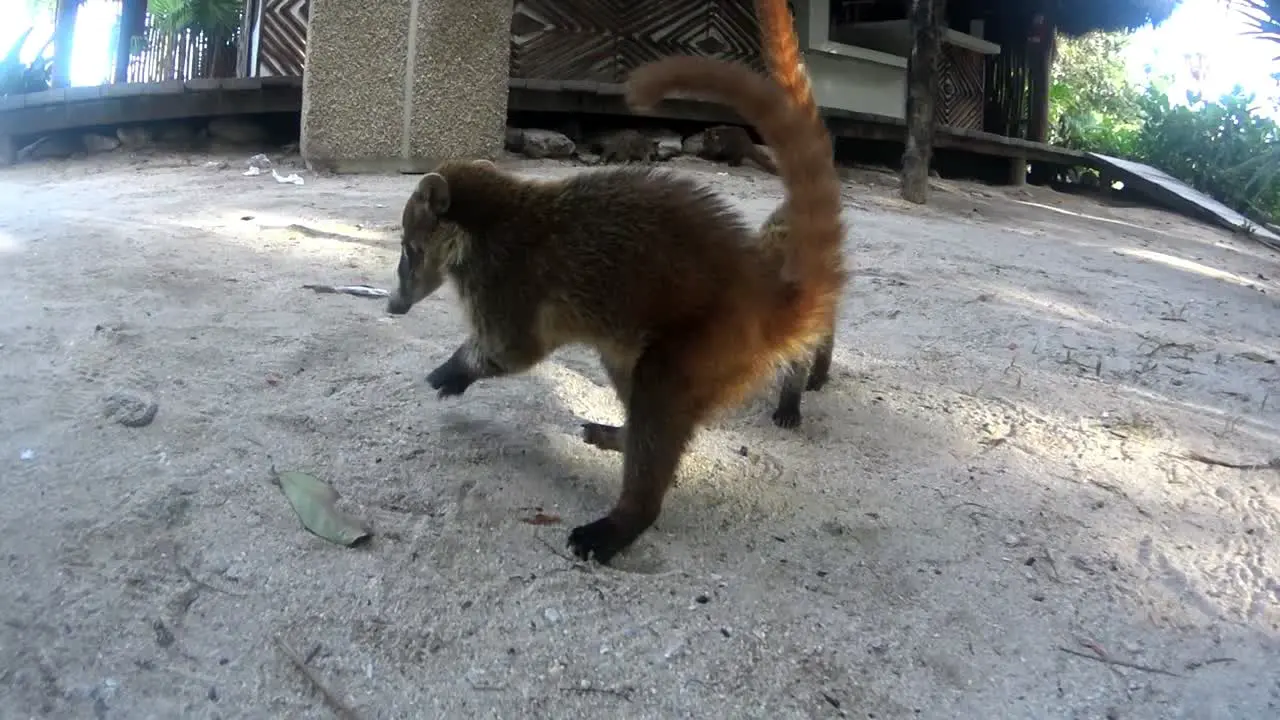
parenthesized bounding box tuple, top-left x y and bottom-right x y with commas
(300, 0, 513, 173)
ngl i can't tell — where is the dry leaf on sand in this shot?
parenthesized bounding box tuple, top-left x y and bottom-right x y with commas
(271, 468, 372, 547)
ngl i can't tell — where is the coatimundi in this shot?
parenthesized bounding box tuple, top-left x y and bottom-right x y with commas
(593, 128, 659, 164)
(386, 49, 845, 564)
(700, 124, 779, 174)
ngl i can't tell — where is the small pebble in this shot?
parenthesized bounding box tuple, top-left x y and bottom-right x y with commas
(543, 608, 562, 624)
(19, 449, 34, 461)
(152, 620, 175, 647)
(103, 391, 159, 428)
(695, 594, 710, 604)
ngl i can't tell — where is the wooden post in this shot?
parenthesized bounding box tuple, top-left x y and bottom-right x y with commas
(1024, 5, 1056, 185)
(900, 0, 947, 205)
(1025, 10, 1056, 145)
(52, 0, 79, 89)
(236, 0, 256, 78)
(1008, 155, 1027, 186)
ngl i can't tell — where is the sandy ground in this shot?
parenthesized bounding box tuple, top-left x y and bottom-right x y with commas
(1, 148, 1278, 720)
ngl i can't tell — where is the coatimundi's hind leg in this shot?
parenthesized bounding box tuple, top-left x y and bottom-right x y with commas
(771, 330, 835, 428)
(806, 331, 834, 391)
(582, 349, 634, 453)
(568, 341, 705, 563)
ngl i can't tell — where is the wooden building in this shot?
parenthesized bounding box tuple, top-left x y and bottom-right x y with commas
(12, 0, 1175, 175)
(502, 0, 1175, 141)
(233, 0, 1175, 177)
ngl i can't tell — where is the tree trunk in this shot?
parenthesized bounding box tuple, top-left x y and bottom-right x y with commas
(52, 0, 80, 89)
(900, 0, 947, 205)
(113, 0, 147, 83)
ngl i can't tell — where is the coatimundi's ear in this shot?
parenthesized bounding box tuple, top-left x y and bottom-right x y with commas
(415, 172, 450, 215)
(471, 159, 497, 169)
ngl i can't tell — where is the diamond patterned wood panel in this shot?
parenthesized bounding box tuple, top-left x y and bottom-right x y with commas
(509, 0, 619, 82)
(616, 0, 766, 77)
(510, 0, 764, 83)
(257, 0, 310, 77)
(615, 0, 706, 80)
(935, 43, 984, 131)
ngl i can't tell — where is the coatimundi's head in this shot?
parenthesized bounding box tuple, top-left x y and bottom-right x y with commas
(386, 172, 450, 315)
(387, 160, 496, 315)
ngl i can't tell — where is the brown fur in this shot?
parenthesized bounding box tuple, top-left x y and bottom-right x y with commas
(593, 129, 659, 164)
(700, 124, 779, 174)
(386, 55, 845, 564)
(755, 0, 840, 429)
(759, 205, 836, 427)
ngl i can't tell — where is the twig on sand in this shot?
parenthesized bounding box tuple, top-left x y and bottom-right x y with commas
(561, 685, 634, 702)
(177, 563, 247, 597)
(1184, 657, 1237, 671)
(273, 635, 362, 720)
(1136, 335, 1195, 360)
(1171, 451, 1280, 471)
(1057, 646, 1182, 677)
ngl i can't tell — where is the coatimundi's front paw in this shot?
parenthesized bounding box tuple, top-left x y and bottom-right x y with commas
(581, 422, 625, 453)
(771, 405, 802, 429)
(426, 357, 476, 398)
(567, 516, 638, 565)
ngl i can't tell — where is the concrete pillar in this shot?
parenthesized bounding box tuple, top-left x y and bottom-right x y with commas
(300, 0, 513, 174)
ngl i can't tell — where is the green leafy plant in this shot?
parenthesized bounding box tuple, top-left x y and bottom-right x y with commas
(147, 0, 244, 37)
(1048, 22, 1280, 224)
(133, 0, 244, 80)
(1136, 84, 1280, 220)
(1048, 30, 1146, 156)
(1229, 0, 1280, 58)
(1217, 0, 1280, 220)
(1, 25, 54, 97)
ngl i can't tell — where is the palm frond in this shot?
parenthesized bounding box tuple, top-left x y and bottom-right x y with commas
(1228, 0, 1280, 59)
